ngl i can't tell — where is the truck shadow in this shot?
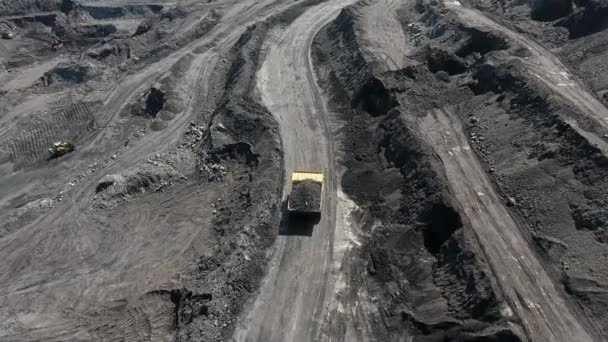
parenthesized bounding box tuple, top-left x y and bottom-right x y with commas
(278, 200, 320, 237)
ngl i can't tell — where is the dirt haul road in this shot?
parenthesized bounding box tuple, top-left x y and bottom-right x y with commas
(232, 0, 364, 341)
(445, 1, 608, 134)
(420, 108, 594, 341)
(0, 0, 314, 340)
(355, 0, 412, 72)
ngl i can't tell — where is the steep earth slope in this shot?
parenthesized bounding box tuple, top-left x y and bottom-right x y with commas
(308, 0, 608, 340)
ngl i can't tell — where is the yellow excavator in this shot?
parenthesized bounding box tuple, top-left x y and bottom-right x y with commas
(48, 139, 74, 158)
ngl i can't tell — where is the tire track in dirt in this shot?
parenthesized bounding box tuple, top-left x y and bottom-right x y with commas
(1, 0, 291, 271)
(232, 1, 362, 341)
(0, 0, 304, 339)
(353, 0, 413, 72)
(419, 107, 595, 341)
(6, 102, 94, 165)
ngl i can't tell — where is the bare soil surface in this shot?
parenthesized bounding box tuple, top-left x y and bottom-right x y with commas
(309, 0, 608, 340)
(2, 0, 608, 341)
(0, 0, 284, 341)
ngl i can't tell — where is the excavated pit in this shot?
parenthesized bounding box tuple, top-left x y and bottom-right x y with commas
(426, 47, 467, 75)
(572, 208, 608, 244)
(144, 87, 165, 117)
(455, 28, 509, 58)
(530, 0, 573, 21)
(557, 1, 608, 38)
(353, 78, 399, 116)
(39, 62, 91, 86)
(422, 203, 463, 255)
(81, 4, 163, 20)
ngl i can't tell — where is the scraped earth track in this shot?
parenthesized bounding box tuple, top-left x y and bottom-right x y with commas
(354, 0, 412, 71)
(0, 0, 309, 340)
(445, 1, 608, 133)
(232, 0, 359, 341)
(420, 108, 594, 341)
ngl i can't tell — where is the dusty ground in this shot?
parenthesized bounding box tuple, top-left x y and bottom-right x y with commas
(2, 0, 608, 341)
(0, 0, 283, 341)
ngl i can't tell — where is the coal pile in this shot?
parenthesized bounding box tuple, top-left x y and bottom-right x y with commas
(289, 180, 322, 212)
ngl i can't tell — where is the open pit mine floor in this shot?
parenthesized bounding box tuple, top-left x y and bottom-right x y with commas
(1, 0, 608, 341)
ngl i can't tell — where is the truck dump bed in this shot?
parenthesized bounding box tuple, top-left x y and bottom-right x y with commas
(288, 171, 324, 214)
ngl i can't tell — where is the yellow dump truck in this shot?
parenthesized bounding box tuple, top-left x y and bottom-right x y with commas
(287, 170, 324, 215)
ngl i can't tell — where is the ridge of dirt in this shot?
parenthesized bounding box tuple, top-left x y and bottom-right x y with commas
(460, 0, 608, 117)
(425, 0, 608, 336)
(312, 3, 522, 340)
(311, 0, 608, 340)
(46, 0, 340, 340)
